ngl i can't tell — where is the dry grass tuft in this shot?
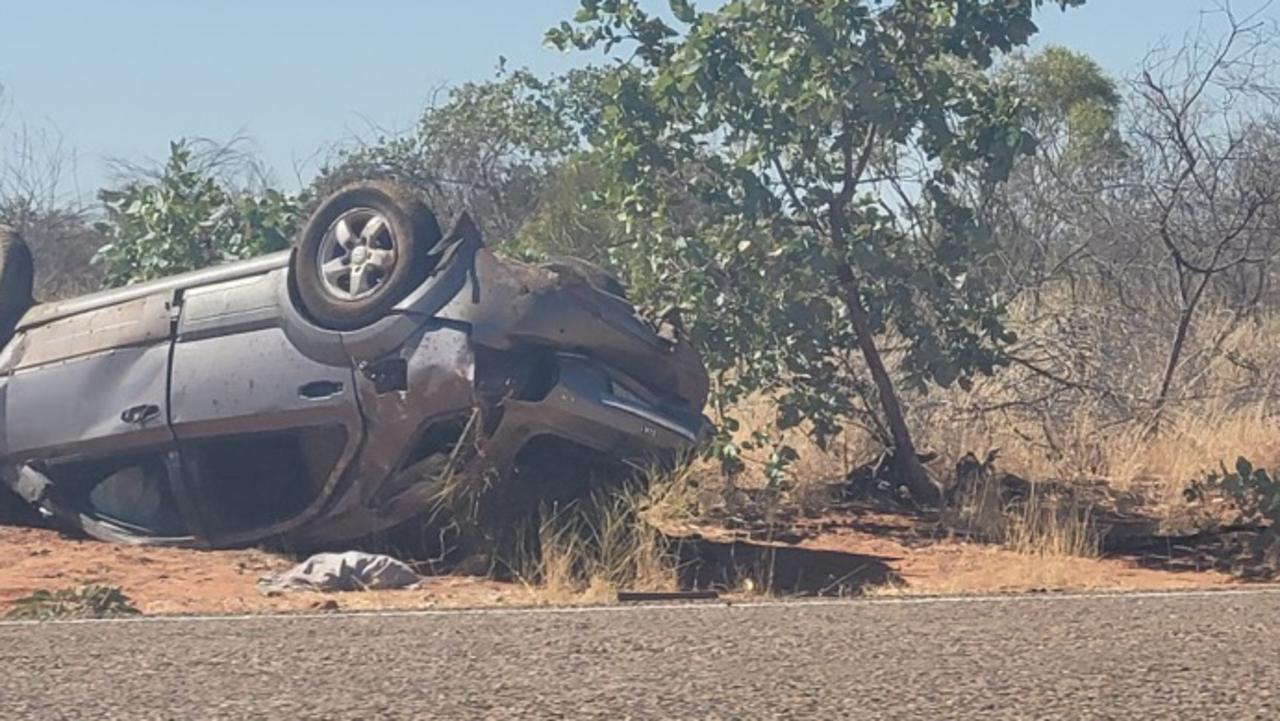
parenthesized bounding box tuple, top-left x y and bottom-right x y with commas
(925, 397, 1280, 504)
(917, 298, 1280, 512)
(944, 472, 1101, 561)
(511, 483, 681, 603)
(1004, 495, 1101, 559)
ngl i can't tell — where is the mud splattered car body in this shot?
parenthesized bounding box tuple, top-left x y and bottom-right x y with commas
(0, 186, 709, 549)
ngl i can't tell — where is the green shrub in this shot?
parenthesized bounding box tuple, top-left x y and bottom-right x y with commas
(94, 141, 302, 287)
(1187, 457, 1280, 556)
(5, 585, 141, 620)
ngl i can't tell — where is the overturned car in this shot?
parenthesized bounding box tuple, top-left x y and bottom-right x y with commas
(0, 182, 710, 548)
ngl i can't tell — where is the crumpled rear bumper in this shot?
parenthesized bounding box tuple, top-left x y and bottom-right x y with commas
(287, 347, 709, 546)
(476, 352, 711, 478)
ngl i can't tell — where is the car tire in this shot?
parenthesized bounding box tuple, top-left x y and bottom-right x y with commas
(0, 225, 35, 345)
(292, 181, 442, 330)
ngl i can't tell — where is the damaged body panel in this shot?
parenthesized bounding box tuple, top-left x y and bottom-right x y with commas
(0, 211, 710, 549)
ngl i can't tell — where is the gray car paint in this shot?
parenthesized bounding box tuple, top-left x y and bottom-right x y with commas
(0, 218, 710, 548)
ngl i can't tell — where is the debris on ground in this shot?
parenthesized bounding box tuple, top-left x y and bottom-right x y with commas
(258, 552, 422, 594)
(843, 448, 941, 508)
(0, 526, 526, 615)
(616, 590, 719, 602)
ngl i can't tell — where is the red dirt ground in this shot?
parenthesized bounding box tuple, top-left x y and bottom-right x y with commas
(0, 508, 1241, 616)
(0, 526, 538, 615)
(670, 506, 1240, 597)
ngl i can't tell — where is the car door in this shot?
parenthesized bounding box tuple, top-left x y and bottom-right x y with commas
(1, 292, 197, 541)
(167, 270, 364, 543)
(4, 292, 176, 462)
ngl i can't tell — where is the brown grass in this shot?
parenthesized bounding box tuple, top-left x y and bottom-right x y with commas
(920, 299, 1280, 502)
(511, 485, 681, 603)
(939, 465, 1101, 564)
(710, 296, 1280, 558)
(925, 396, 1280, 501)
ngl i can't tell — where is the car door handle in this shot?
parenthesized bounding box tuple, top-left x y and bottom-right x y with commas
(299, 380, 344, 400)
(121, 404, 162, 426)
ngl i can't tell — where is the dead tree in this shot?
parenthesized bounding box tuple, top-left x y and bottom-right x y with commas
(1130, 3, 1280, 422)
(0, 92, 102, 300)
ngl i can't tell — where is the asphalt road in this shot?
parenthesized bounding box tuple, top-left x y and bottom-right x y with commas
(2, 589, 1278, 720)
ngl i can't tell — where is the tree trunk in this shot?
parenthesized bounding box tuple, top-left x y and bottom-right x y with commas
(834, 266, 941, 505)
(1155, 307, 1195, 410)
(1152, 276, 1209, 429)
(825, 207, 941, 505)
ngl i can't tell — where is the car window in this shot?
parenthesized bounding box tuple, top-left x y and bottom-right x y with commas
(47, 454, 188, 537)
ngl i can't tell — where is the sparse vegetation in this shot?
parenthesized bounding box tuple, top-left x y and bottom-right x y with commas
(5, 585, 141, 621)
(509, 486, 680, 603)
(1186, 457, 1280, 572)
(94, 140, 303, 287)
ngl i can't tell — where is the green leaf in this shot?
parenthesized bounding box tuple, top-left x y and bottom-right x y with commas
(669, 0, 697, 23)
(1006, 17, 1039, 47)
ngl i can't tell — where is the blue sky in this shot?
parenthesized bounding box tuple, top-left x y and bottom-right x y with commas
(0, 1, 1274, 193)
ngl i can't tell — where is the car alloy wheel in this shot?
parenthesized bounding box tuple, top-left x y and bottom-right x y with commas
(316, 208, 401, 302)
